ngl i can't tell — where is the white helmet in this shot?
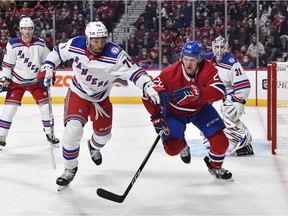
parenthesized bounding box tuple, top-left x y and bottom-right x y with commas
(212, 36, 228, 61)
(85, 21, 108, 45)
(19, 17, 34, 30)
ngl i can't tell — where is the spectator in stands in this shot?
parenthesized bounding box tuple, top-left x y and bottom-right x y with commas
(60, 32, 69, 43)
(161, 55, 171, 68)
(33, 1, 44, 19)
(6, 2, 19, 19)
(184, 1, 192, 24)
(176, 28, 188, 48)
(128, 38, 140, 58)
(134, 14, 151, 31)
(200, 19, 212, 37)
(238, 26, 250, 47)
(230, 38, 242, 54)
(170, 45, 181, 63)
(172, 3, 183, 20)
(247, 35, 267, 68)
(195, 10, 205, 28)
(145, 1, 157, 19)
(18, 1, 33, 17)
(44, 32, 53, 51)
(0, 24, 9, 39)
(96, 1, 115, 32)
(150, 16, 159, 32)
(213, 19, 225, 35)
(143, 31, 155, 50)
(272, 13, 288, 52)
(56, 2, 71, 29)
(134, 46, 149, 68)
(245, 18, 256, 41)
(161, 28, 174, 47)
(5, 16, 17, 38)
(44, 3, 58, 20)
(264, 26, 280, 62)
(241, 55, 255, 69)
(40, 23, 52, 39)
(174, 13, 189, 30)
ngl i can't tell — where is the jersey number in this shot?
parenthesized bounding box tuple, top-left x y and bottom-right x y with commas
(122, 57, 135, 68)
(235, 68, 242, 76)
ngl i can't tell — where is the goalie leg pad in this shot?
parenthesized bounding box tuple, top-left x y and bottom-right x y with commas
(235, 143, 254, 156)
(163, 139, 185, 156)
(223, 118, 253, 156)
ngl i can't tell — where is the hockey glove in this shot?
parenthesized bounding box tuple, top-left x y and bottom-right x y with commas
(172, 84, 202, 106)
(151, 113, 170, 135)
(37, 64, 55, 89)
(144, 81, 171, 107)
(221, 100, 244, 122)
(0, 76, 11, 92)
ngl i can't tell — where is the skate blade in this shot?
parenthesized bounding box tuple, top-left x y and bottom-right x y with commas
(57, 185, 69, 192)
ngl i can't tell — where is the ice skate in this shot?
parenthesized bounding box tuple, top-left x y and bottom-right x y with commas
(56, 167, 78, 191)
(46, 134, 60, 147)
(204, 156, 234, 182)
(180, 143, 191, 164)
(0, 136, 6, 151)
(88, 140, 102, 165)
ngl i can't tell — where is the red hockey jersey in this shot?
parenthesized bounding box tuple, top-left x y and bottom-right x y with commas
(143, 59, 226, 117)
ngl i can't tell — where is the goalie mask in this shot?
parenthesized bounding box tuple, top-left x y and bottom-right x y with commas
(212, 36, 228, 61)
(85, 21, 108, 47)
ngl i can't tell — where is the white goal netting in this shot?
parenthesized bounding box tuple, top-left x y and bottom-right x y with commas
(273, 62, 288, 154)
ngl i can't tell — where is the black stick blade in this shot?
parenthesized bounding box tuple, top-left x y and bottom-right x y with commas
(97, 188, 125, 203)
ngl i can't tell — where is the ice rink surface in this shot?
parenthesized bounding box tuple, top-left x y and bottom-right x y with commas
(0, 103, 288, 215)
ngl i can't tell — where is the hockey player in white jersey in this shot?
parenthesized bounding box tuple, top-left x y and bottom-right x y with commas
(0, 16, 59, 151)
(204, 36, 254, 156)
(38, 21, 153, 190)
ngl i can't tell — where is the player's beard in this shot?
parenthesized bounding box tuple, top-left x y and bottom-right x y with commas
(89, 45, 103, 56)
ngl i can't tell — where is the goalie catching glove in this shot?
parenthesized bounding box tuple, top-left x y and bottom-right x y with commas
(221, 99, 245, 122)
(143, 81, 171, 107)
(172, 84, 202, 106)
(151, 113, 170, 135)
(37, 64, 56, 89)
(0, 76, 11, 92)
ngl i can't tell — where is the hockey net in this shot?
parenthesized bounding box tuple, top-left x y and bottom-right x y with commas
(267, 62, 288, 154)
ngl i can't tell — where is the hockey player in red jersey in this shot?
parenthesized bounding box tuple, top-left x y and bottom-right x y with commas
(0, 16, 59, 151)
(38, 21, 152, 190)
(143, 40, 233, 181)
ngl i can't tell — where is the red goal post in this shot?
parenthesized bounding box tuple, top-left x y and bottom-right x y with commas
(267, 62, 288, 155)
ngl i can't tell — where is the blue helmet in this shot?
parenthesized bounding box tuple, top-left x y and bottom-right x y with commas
(181, 41, 203, 61)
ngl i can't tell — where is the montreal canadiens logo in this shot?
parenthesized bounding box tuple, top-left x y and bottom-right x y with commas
(111, 47, 120, 55)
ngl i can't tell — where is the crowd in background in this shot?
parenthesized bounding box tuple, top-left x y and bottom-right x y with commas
(0, 0, 287, 69)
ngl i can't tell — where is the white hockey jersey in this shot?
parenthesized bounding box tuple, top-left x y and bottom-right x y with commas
(1, 37, 50, 85)
(204, 52, 251, 103)
(44, 36, 151, 103)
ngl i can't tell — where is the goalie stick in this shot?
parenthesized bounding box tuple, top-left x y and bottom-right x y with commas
(47, 85, 56, 169)
(96, 131, 163, 203)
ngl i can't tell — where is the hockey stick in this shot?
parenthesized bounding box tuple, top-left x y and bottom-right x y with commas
(96, 130, 163, 203)
(47, 85, 56, 169)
